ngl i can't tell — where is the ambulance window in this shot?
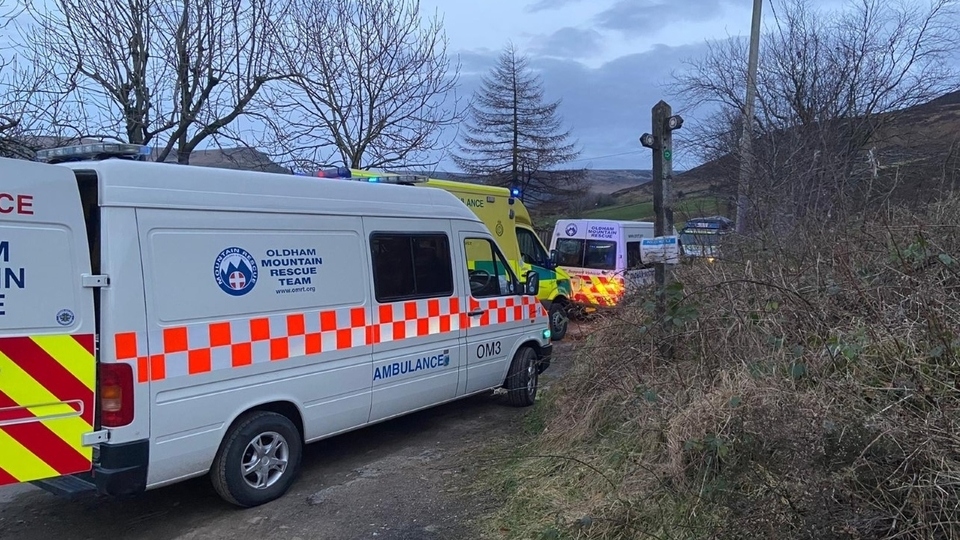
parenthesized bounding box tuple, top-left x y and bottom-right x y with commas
(464, 238, 517, 298)
(516, 227, 548, 265)
(370, 233, 453, 303)
(555, 238, 584, 267)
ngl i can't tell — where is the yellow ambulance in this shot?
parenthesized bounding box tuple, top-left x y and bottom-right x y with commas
(344, 169, 572, 340)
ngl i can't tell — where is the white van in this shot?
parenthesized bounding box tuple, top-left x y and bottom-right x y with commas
(549, 219, 678, 308)
(0, 144, 552, 508)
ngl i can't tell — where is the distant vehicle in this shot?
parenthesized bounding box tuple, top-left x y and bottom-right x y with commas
(679, 216, 734, 260)
(548, 219, 679, 309)
(344, 169, 574, 341)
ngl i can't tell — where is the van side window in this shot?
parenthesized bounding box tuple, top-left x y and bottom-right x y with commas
(464, 238, 517, 298)
(555, 238, 584, 267)
(627, 241, 645, 269)
(371, 233, 453, 303)
(516, 227, 547, 266)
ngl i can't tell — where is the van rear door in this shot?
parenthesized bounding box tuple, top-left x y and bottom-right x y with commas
(0, 157, 97, 486)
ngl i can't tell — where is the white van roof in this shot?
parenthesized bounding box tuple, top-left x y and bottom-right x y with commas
(558, 219, 655, 227)
(62, 159, 481, 222)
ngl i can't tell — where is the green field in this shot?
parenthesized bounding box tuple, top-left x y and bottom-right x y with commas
(581, 196, 726, 222)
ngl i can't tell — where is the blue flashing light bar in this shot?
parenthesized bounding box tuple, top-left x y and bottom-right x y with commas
(309, 167, 427, 185)
(314, 167, 352, 178)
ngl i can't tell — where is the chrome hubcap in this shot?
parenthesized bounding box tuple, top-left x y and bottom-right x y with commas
(241, 431, 289, 490)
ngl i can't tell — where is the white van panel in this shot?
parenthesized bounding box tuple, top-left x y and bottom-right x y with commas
(100, 206, 153, 443)
(0, 226, 80, 333)
(459, 233, 533, 393)
(135, 209, 374, 484)
(146, 227, 365, 323)
(0, 157, 97, 487)
(364, 218, 464, 422)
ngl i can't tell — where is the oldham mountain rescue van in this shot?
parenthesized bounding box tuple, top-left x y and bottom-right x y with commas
(342, 168, 574, 341)
(549, 219, 680, 308)
(0, 143, 552, 508)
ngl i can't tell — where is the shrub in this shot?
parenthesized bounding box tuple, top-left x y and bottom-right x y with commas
(486, 197, 960, 539)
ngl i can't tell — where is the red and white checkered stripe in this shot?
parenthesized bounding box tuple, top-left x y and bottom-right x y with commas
(113, 296, 544, 383)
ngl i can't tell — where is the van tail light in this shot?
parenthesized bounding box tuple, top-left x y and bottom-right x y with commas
(99, 362, 134, 427)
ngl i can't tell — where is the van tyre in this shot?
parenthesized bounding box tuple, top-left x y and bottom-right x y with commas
(548, 302, 568, 341)
(210, 411, 303, 508)
(506, 346, 539, 407)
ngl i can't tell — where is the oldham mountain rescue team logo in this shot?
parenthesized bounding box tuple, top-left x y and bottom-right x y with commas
(214, 247, 259, 296)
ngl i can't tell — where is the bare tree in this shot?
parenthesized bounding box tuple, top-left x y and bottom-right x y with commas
(277, 0, 462, 170)
(26, 0, 170, 146)
(25, 0, 289, 163)
(0, 0, 56, 158)
(673, 0, 960, 231)
(453, 43, 582, 203)
(153, 0, 290, 163)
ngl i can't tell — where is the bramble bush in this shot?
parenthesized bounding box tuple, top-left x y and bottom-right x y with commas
(485, 197, 960, 540)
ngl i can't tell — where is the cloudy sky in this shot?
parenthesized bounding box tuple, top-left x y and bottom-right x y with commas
(418, 0, 771, 171)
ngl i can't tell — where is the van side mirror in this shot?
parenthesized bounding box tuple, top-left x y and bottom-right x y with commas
(524, 271, 540, 296)
(541, 249, 557, 270)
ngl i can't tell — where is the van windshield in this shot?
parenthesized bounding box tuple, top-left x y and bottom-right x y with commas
(680, 232, 720, 246)
(555, 238, 617, 270)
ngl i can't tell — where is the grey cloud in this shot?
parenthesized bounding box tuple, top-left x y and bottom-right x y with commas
(525, 0, 586, 13)
(456, 48, 500, 75)
(594, 0, 725, 33)
(532, 27, 604, 59)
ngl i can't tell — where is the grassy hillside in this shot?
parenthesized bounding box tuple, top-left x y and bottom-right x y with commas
(480, 195, 960, 540)
(593, 89, 960, 222)
(580, 195, 727, 223)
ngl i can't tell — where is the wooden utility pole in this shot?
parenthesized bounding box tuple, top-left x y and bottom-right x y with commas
(641, 100, 681, 318)
(735, 0, 763, 234)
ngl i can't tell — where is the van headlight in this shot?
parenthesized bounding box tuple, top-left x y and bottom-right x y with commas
(542, 329, 551, 340)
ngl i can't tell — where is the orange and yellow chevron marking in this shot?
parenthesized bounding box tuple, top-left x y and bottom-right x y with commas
(0, 334, 95, 486)
(572, 274, 625, 308)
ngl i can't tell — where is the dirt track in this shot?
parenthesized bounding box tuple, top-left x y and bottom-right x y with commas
(0, 337, 577, 540)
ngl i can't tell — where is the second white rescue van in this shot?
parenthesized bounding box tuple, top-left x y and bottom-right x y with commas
(549, 219, 679, 308)
(0, 144, 553, 508)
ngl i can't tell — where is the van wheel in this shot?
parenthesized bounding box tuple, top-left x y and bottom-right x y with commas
(548, 302, 568, 341)
(210, 411, 303, 507)
(506, 347, 539, 407)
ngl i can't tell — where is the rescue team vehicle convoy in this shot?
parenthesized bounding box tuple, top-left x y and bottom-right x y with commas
(549, 219, 680, 309)
(340, 169, 574, 341)
(0, 143, 553, 508)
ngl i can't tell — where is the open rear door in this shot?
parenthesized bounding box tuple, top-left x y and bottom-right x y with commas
(0, 157, 97, 486)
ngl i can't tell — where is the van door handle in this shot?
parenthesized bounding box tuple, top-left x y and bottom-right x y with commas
(468, 309, 485, 317)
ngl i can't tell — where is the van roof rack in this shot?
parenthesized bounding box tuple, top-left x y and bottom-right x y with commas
(36, 143, 152, 164)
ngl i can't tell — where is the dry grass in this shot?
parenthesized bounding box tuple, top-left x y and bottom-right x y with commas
(483, 196, 960, 539)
